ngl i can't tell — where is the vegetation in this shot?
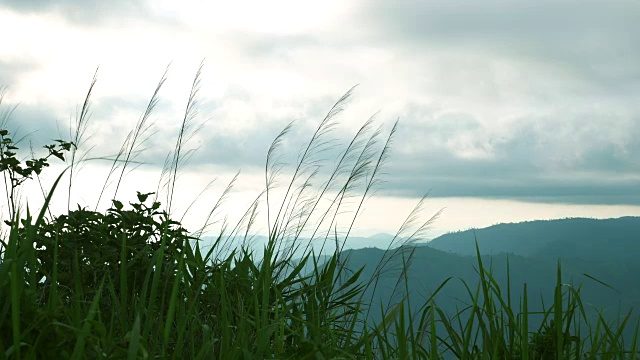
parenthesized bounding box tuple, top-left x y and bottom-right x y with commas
(0, 68, 638, 359)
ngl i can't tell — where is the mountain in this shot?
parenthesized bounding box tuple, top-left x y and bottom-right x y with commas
(193, 233, 400, 259)
(424, 216, 640, 262)
(190, 217, 640, 342)
(339, 217, 640, 343)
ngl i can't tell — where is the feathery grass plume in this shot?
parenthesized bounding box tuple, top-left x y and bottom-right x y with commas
(265, 86, 355, 242)
(386, 198, 444, 307)
(297, 114, 380, 257)
(189, 172, 244, 258)
(261, 95, 391, 284)
(356, 193, 443, 329)
(67, 68, 98, 211)
(263, 90, 391, 267)
(93, 64, 169, 211)
(165, 61, 205, 216)
(257, 89, 452, 356)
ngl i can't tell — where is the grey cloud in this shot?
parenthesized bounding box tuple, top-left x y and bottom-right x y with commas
(235, 33, 322, 61)
(83, 90, 312, 172)
(157, 102, 348, 172)
(7, 91, 640, 206)
(145, 96, 640, 206)
(1, 82, 339, 175)
(1, 0, 150, 25)
(355, 0, 640, 89)
(380, 104, 640, 204)
(0, 101, 67, 159)
(0, 59, 40, 88)
(333, 0, 640, 207)
(6, 57, 639, 208)
(0, 90, 167, 166)
(388, 174, 640, 205)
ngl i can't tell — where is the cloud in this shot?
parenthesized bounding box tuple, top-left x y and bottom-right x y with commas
(0, 0, 151, 25)
(356, 1, 639, 54)
(352, 0, 640, 95)
(1, 102, 66, 147)
(7, 81, 640, 206)
(0, 59, 40, 89)
(380, 102, 640, 204)
(302, 0, 640, 204)
(1, 0, 639, 209)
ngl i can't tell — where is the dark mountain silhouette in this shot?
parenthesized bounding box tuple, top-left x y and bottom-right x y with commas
(339, 217, 640, 342)
(423, 216, 640, 262)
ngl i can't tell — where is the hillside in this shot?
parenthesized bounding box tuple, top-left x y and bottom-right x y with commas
(340, 217, 640, 343)
(424, 216, 640, 262)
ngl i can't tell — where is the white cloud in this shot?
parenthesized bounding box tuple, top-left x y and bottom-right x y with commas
(1, 0, 640, 235)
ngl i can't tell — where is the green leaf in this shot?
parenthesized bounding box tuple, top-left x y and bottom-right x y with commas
(112, 200, 124, 211)
(136, 191, 154, 203)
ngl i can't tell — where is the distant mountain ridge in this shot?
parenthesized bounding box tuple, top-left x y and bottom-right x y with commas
(194, 217, 640, 342)
(424, 216, 640, 262)
(196, 217, 640, 262)
(195, 233, 402, 258)
(339, 216, 640, 343)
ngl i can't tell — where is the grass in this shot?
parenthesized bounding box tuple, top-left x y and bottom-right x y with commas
(0, 67, 638, 359)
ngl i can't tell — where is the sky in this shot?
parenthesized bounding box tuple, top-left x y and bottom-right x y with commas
(1, 0, 639, 241)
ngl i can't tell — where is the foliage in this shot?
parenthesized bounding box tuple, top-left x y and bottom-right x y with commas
(0, 127, 75, 222)
(30, 192, 189, 313)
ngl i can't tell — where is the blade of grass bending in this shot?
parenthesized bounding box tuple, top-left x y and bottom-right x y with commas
(364, 328, 372, 359)
(395, 302, 407, 359)
(628, 319, 639, 360)
(430, 301, 437, 358)
(127, 315, 142, 360)
(120, 234, 128, 323)
(475, 238, 501, 355)
(581, 272, 619, 293)
(70, 277, 105, 360)
(521, 283, 529, 360)
(33, 167, 69, 233)
(163, 241, 185, 356)
(48, 231, 59, 311)
(10, 168, 68, 359)
(173, 244, 203, 358)
(9, 213, 21, 360)
(506, 257, 514, 354)
(72, 250, 89, 334)
(554, 260, 564, 360)
(598, 308, 633, 355)
(143, 225, 169, 338)
(354, 302, 401, 351)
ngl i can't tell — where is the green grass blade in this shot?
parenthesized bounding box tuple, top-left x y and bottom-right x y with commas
(127, 315, 142, 360)
(71, 277, 105, 360)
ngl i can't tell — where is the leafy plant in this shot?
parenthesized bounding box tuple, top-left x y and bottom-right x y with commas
(29, 192, 189, 306)
(0, 127, 74, 224)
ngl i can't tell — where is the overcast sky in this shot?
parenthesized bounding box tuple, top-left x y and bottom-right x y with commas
(1, 0, 639, 239)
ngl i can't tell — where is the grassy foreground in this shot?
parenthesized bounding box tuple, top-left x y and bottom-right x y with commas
(0, 69, 639, 359)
